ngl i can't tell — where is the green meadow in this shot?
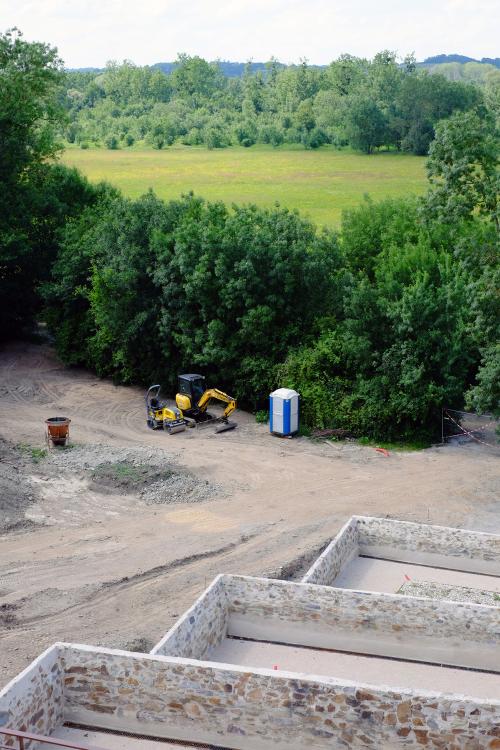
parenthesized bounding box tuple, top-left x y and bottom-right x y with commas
(61, 144, 427, 227)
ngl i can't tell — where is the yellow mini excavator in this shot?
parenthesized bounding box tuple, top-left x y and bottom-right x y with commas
(145, 375, 237, 434)
(175, 373, 237, 433)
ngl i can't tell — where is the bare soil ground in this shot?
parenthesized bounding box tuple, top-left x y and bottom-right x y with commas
(0, 341, 499, 684)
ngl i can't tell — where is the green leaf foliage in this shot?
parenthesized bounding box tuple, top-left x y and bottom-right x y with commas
(45, 193, 341, 407)
(0, 30, 105, 337)
(60, 51, 485, 156)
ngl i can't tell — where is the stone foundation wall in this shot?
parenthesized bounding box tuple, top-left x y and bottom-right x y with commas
(60, 644, 500, 750)
(0, 645, 64, 748)
(356, 517, 500, 574)
(223, 576, 500, 671)
(151, 575, 228, 659)
(302, 517, 359, 586)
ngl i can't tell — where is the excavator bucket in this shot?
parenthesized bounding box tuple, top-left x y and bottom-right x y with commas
(215, 420, 237, 433)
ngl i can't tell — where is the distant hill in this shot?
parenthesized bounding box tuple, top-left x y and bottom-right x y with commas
(423, 54, 500, 68)
(67, 55, 499, 77)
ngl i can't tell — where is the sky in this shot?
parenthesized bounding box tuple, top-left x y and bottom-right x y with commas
(1, 0, 498, 69)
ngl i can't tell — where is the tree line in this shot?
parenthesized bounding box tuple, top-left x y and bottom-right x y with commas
(62, 51, 495, 155)
(1, 29, 498, 442)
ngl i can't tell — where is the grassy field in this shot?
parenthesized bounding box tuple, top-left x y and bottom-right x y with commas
(61, 144, 427, 227)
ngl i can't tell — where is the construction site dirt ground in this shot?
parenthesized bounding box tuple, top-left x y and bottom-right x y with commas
(0, 341, 499, 685)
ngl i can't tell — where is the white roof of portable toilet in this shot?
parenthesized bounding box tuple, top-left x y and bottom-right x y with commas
(270, 388, 299, 399)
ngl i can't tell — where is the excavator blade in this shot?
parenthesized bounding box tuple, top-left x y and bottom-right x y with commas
(166, 422, 187, 434)
(215, 420, 237, 434)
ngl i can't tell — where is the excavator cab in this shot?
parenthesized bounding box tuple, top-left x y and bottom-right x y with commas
(177, 374, 206, 409)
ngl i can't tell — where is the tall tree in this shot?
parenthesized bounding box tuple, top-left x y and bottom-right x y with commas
(345, 96, 387, 153)
(0, 28, 64, 336)
(426, 110, 499, 230)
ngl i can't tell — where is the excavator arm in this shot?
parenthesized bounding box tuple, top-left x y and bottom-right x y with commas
(197, 388, 237, 419)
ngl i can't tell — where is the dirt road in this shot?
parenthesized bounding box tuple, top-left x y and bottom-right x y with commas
(0, 341, 499, 684)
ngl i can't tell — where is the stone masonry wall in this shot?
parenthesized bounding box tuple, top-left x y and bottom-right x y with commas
(356, 516, 500, 572)
(302, 517, 359, 586)
(152, 574, 500, 671)
(61, 644, 500, 750)
(225, 574, 500, 645)
(151, 575, 228, 659)
(222, 575, 500, 671)
(0, 645, 64, 748)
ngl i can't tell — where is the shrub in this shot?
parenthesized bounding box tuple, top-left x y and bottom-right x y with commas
(105, 134, 119, 150)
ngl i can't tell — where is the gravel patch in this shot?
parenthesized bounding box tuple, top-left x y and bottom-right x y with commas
(46, 443, 223, 504)
(141, 474, 224, 505)
(400, 580, 500, 607)
(46, 443, 175, 471)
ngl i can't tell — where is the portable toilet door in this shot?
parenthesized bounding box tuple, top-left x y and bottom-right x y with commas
(269, 388, 299, 437)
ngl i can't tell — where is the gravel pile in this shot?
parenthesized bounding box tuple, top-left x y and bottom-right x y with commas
(400, 580, 500, 607)
(141, 474, 224, 505)
(47, 443, 223, 504)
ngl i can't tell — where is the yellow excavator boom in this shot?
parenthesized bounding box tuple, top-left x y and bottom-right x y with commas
(197, 388, 237, 419)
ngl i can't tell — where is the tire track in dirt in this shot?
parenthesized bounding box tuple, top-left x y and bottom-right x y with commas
(1, 532, 263, 630)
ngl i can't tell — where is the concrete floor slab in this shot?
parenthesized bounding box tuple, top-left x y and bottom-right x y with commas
(47, 726, 202, 749)
(334, 555, 500, 596)
(209, 638, 500, 700)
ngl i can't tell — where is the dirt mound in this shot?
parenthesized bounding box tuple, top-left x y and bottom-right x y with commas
(0, 440, 39, 532)
(90, 461, 173, 493)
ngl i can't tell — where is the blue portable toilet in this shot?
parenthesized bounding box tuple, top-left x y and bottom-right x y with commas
(269, 388, 299, 437)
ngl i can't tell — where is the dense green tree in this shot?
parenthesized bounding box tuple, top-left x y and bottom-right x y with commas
(171, 54, 223, 101)
(324, 54, 367, 97)
(280, 204, 476, 440)
(42, 181, 120, 364)
(46, 192, 341, 406)
(466, 344, 500, 416)
(426, 110, 499, 229)
(0, 29, 82, 336)
(152, 199, 341, 404)
(344, 96, 387, 153)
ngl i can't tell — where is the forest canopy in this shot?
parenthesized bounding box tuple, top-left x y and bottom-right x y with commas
(62, 51, 496, 155)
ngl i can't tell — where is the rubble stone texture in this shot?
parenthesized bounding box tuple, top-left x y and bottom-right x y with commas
(302, 516, 359, 586)
(61, 645, 500, 750)
(356, 517, 500, 566)
(151, 576, 228, 659)
(153, 574, 500, 667)
(0, 646, 64, 748)
(303, 516, 500, 586)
